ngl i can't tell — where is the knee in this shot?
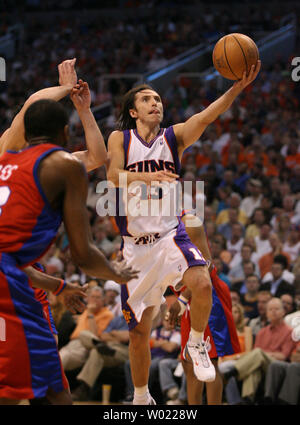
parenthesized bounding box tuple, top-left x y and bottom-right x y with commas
(189, 270, 212, 299)
(129, 327, 149, 349)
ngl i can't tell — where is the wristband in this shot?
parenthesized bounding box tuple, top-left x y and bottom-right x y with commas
(53, 279, 67, 296)
(178, 295, 188, 315)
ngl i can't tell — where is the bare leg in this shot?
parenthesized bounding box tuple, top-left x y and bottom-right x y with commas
(45, 388, 72, 405)
(0, 398, 20, 405)
(182, 266, 212, 334)
(129, 306, 154, 389)
(182, 359, 204, 404)
(205, 359, 223, 404)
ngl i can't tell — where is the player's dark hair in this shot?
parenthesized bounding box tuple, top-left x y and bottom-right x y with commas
(24, 99, 68, 143)
(116, 84, 157, 130)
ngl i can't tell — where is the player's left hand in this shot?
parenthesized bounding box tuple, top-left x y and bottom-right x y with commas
(58, 58, 77, 88)
(233, 59, 261, 91)
(70, 79, 91, 111)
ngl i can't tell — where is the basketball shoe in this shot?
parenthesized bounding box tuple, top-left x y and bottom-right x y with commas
(183, 336, 216, 382)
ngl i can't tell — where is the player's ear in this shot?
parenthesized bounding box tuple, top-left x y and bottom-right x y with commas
(129, 108, 138, 119)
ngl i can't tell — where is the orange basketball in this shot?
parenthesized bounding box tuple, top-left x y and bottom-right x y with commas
(213, 33, 259, 80)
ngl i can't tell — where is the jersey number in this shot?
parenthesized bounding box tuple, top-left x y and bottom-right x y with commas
(0, 186, 11, 216)
(189, 248, 204, 261)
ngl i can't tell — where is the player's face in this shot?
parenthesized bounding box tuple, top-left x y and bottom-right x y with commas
(130, 90, 163, 125)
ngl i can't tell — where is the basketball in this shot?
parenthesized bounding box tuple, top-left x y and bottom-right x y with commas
(213, 33, 259, 80)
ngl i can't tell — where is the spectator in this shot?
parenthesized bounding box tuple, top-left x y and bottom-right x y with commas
(218, 303, 253, 405)
(240, 275, 260, 322)
(226, 223, 245, 265)
(254, 224, 272, 260)
(218, 208, 245, 241)
(221, 298, 296, 403)
(229, 243, 260, 279)
(245, 208, 267, 239)
(282, 228, 300, 263)
(261, 255, 295, 297)
(59, 287, 113, 373)
(158, 356, 187, 405)
(48, 291, 76, 350)
(280, 293, 296, 316)
(213, 257, 231, 288)
(264, 341, 300, 405)
(284, 287, 300, 329)
(230, 289, 241, 306)
(215, 192, 248, 227)
(240, 179, 263, 218)
(103, 280, 122, 317)
(249, 291, 273, 340)
(258, 233, 291, 278)
(71, 314, 129, 401)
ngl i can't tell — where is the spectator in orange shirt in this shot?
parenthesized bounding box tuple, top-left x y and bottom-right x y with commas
(59, 286, 114, 372)
(259, 233, 291, 278)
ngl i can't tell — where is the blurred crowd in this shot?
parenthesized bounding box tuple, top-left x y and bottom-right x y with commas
(0, 1, 300, 405)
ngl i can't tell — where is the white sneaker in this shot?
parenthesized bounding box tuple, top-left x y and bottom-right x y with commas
(183, 336, 216, 382)
(133, 393, 156, 405)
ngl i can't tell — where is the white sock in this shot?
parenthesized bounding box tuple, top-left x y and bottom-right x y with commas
(134, 385, 149, 399)
(189, 328, 204, 345)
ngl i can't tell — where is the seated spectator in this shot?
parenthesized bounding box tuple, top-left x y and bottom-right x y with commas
(103, 280, 122, 317)
(254, 224, 272, 261)
(229, 243, 260, 279)
(284, 287, 300, 329)
(230, 261, 257, 294)
(215, 192, 248, 226)
(213, 257, 231, 288)
(218, 303, 253, 405)
(230, 289, 241, 306)
(261, 255, 295, 297)
(226, 223, 244, 265)
(240, 179, 263, 218)
(240, 275, 260, 322)
(220, 298, 297, 403)
(59, 287, 113, 372)
(122, 316, 181, 403)
(245, 208, 267, 239)
(249, 291, 272, 340)
(259, 233, 291, 278)
(217, 208, 245, 241)
(282, 228, 300, 264)
(71, 314, 129, 401)
(264, 341, 300, 405)
(280, 293, 296, 317)
(48, 291, 76, 350)
(158, 355, 187, 405)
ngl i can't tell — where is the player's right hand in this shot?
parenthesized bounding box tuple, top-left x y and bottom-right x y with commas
(150, 170, 179, 183)
(112, 261, 140, 284)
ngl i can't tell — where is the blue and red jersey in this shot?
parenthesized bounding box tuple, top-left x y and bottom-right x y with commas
(0, 144, 63, 267)
(0, 144, 67, 399)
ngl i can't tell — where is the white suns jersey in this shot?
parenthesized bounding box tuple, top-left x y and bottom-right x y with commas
(115, 126, 181, 238)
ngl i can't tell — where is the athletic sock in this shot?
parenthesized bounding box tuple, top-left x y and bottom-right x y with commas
(133, 385, 150, 404)
(189, 328, 204, 345)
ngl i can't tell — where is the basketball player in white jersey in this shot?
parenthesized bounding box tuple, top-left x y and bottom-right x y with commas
(107, 60, 261, 405)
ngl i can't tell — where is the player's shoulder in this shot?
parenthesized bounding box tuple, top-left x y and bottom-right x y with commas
(41, 149, 86, 176)
(108, 130, 124, 148)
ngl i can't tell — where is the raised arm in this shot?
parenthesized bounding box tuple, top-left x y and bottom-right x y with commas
(39, 150, 139, 283)
(0, 59, 77, 154)
(70, 80, 107, 172)
(173, 61, 261, 158)
(107, 130, 179, 186)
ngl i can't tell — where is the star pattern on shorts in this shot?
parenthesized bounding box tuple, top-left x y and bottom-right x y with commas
(122, 309, 132, 324)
